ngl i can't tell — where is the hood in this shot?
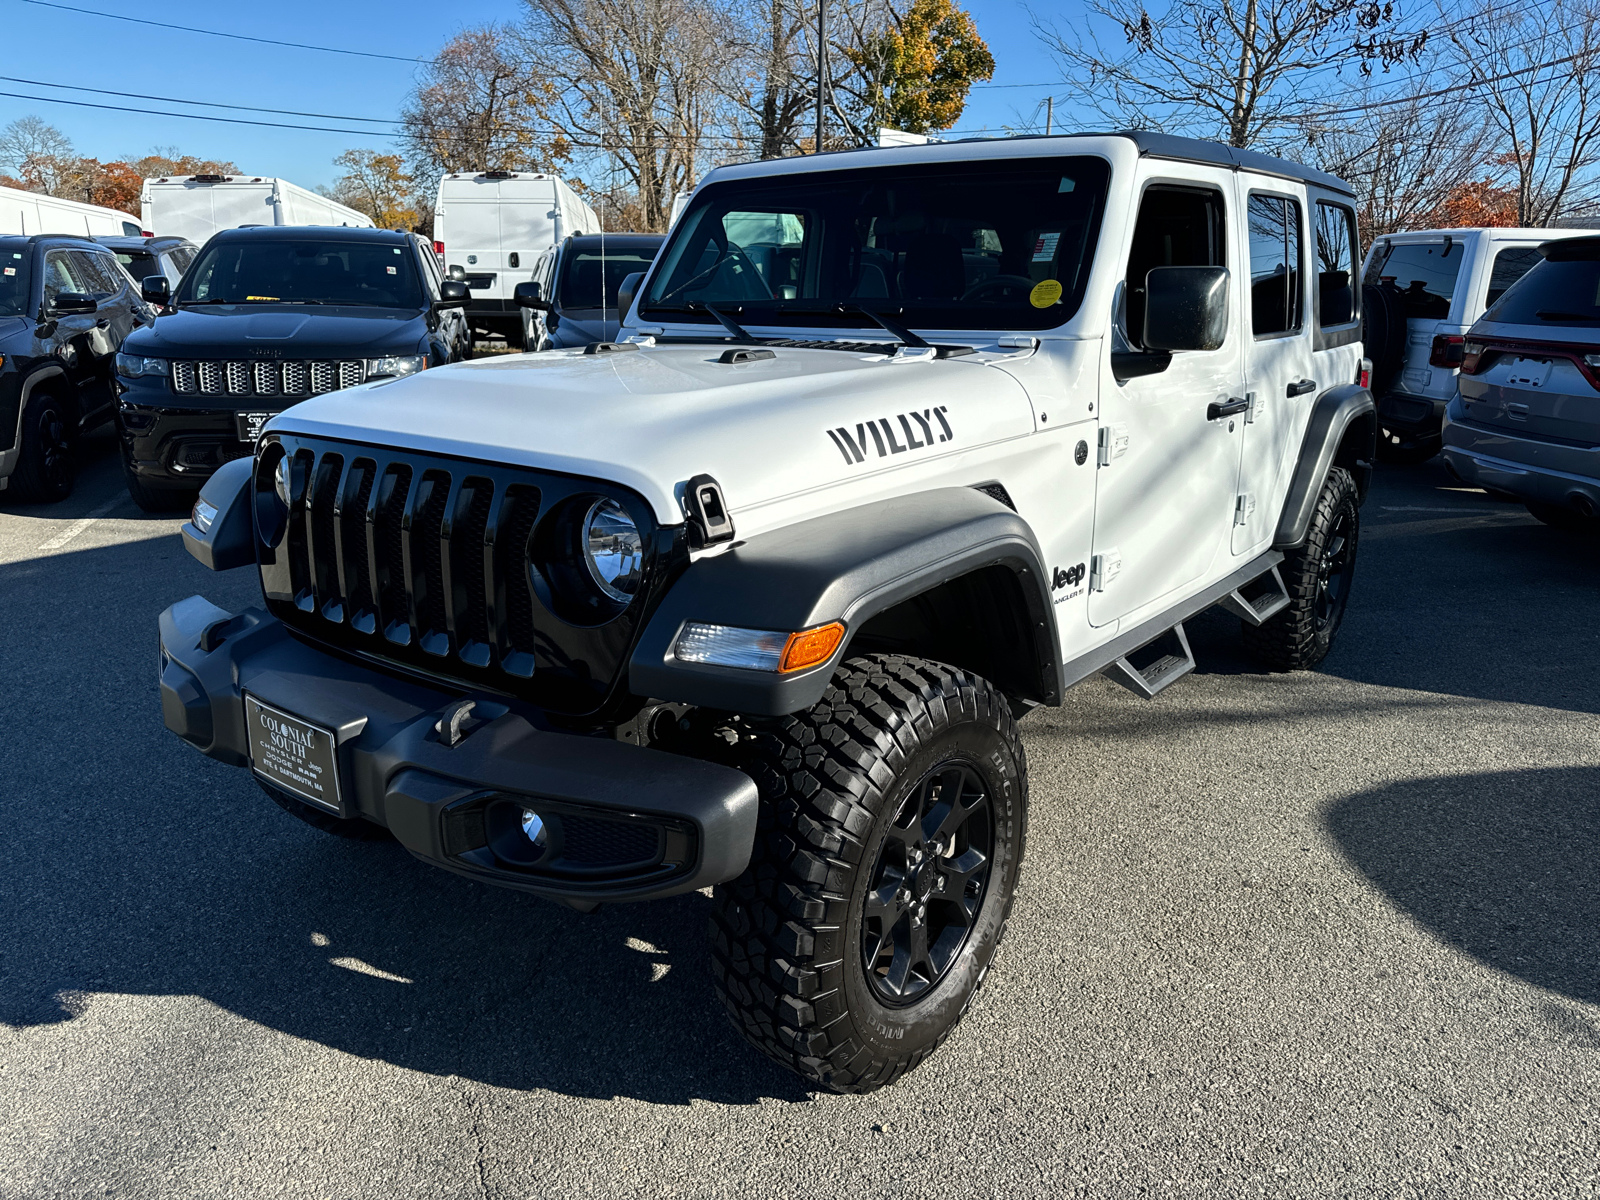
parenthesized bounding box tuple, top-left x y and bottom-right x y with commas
(0, 314, 28, 346)
(268, 342, 1041, 529)
(124, 305, 427, 357)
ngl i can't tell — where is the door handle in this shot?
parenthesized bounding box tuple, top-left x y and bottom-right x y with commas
(1287, 378, 1316, 397)
(1207, 397, 1250, 420)
(95, 318, 110, 328)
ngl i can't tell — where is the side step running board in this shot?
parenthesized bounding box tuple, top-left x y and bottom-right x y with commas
(1216, 565, 1291, 627)
(1102, 623, 1195, 699)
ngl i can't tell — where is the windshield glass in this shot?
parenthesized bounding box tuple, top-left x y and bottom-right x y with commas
(114, 250, 162, 282)
(559, 246, 660, 311)
(0, 246, 30, 316)
(1484, 256, 1600, 325)
(1364, 240, 1464, 319)
(181, 239, 423, 307)
(641, 156, 1111, 332)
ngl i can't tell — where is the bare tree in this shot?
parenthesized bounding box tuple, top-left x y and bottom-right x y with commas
(519, 0, 742, 230)
(1035, 0, 1422, 150)
(0, 116, 75, 194)
(726, 0, 820, 158)
(1444, 0, 1600, 224)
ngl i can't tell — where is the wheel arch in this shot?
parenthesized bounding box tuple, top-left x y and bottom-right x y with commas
(1274, 382, 1376, 551)
(627, 488, 1063, 717)
(1, 363, 71, 459)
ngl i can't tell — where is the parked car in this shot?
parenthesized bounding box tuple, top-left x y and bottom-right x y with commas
(114, 226, 468, 512)
(433, 171, 600, 348)
(1442, 234, 1600, 531)
(141, 176, 373, 245)
(1360, 226, 1596, 462)
(0, 183, 143, 238)
(515, 233, 664, 349)
(163, 131, 1375, 1094)
(92, 235, 200, 295)
(0, 234, 150, 502)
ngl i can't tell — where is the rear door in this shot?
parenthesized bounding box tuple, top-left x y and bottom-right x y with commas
(495, 178, 556, 301)
(439, 180, 508, 302)
(1088, 170, 1246, 627)
(1231, 181, 1315, 556)
(1365, 237, 1467, 400)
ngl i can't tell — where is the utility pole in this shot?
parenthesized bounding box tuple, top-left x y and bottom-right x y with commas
(1045, 97, 1054, 136)
(815, 0, 827, 153)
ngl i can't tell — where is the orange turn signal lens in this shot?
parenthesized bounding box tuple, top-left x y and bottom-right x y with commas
(779, 622, 846, 673)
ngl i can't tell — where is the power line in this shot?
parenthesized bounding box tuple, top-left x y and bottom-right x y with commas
(0, 74, 401, 125)
(18, 0, 433, 65)
(0, 88, 398, 137)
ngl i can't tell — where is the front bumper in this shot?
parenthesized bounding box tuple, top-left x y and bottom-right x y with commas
(119, 400, 252, 490)
(1376, 391, 1447, 441)
(1441, 400, 1600, 512)
(158, 596, 759, 906)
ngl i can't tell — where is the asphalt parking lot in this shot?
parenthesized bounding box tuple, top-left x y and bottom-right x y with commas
(1, 435, 1596, 1199)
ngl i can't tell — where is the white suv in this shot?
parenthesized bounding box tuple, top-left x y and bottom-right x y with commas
(162, 132, 1376, 1094)
(1360, 226, 1597, 462)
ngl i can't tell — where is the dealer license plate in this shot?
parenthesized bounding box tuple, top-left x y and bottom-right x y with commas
(236, 411, 280, 442)
(245, 694, 342, 812)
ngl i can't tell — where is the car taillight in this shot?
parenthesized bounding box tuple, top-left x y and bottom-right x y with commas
(1357, 357, 1372, 389)
(1429, 334, 1465, 369)
(433, 241, 445, 256)
(1460, 340, 1485, 374)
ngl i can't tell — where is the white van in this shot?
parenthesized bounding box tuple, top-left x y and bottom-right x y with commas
(141, 175, 375, 245)
(0, 184, 142, 237)
(432, 171, 600, 347)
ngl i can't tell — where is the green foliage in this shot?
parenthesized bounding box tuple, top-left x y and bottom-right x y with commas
(847, 0, 995, 136)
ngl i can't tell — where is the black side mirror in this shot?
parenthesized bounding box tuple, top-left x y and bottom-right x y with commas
(1143, 266, 1229, 352)
(616, 271, 645, 322)
(436, 279, 469, 308)
(51, 292, 98, 316)
(513, 281, 550, 311)
(141, 276, 171, 306)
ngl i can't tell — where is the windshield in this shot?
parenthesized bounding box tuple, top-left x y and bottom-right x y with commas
(181, 239, 423, 307)
(558, 246, 660, 311)
(1364, 240, 1464, 319)
(641, 156, 1110, 332)
(1484, 256, 1600, 325)
(0, 247, 30, 317)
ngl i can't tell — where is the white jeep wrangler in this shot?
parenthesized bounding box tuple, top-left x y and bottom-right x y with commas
(161, 132, 1376, 1093)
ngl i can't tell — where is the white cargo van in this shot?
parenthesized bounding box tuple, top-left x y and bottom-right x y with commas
(140, 175, 375, 245)
(432, 171, 600, 347)
(0, 184, 142, 237)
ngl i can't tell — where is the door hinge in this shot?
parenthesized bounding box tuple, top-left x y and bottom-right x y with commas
(1244, 391, 1258, 424)
(1234, 493, 1256, 526)
(1090, 549, 1122, 592)
(1096, 424, 1129, 466)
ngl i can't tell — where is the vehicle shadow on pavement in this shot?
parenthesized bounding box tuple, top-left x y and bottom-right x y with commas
(0, 533, 812, 1107)
(1326, 766, 1600, 1009)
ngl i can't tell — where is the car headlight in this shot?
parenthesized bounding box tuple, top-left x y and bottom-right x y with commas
(116, 353, 168, 379)
(582, 499, 643, 602)
(365, 354, 427, 380)
(274, 456, 292, 507)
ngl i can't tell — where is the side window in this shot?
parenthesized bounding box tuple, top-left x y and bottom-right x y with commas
(414, 239, 441, 299)
(42, 250, 84, 304)
(121, 221, 141, 237)
(1314, 202, 1357, 326)
(1247, 194, 1303, 336)
(1486, 246, 1541, 307)
(89, 251, 128, 296)
(66, 251, 113, 298)
(1124, 185, 1226, 348)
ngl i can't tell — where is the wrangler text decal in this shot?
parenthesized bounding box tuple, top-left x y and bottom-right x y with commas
(827, 406, 953, 465)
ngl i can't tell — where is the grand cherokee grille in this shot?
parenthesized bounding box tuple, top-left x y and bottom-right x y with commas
(255, 433, 681, 717)
(171, 359, 365, 397)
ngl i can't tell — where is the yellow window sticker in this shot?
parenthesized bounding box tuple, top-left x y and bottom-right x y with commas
(246, 295, 279, 301)
(1029, 279, 1062, 308)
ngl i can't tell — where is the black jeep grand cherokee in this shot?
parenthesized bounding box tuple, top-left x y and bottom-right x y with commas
(116, 226, 467, 511)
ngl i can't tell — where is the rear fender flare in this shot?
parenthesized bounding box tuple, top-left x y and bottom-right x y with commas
(628, 488, 1062, 716)
(1275, 383, 1376, 550)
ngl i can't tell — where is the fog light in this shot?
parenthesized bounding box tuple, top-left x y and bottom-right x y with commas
(521, 809, 548, 850)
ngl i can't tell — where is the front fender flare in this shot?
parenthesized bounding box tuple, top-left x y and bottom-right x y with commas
(629, 488, 1061, 716)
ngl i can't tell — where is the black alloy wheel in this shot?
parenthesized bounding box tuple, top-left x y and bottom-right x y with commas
(862, 761, 994, 1006)
(1314, 509, 1353, 633)
(10, 393, 76, 503)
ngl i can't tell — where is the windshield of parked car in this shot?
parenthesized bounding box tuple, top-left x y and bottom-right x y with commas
(180, 239, 423, 307)
(113, 250, 162, 282)
(0, 246, 30, 316)
(1484, 255, 1600, 325)
(640, 156, 1111, 332)
(1364, 240, 1464, 319)
(558, 246, 659, 311)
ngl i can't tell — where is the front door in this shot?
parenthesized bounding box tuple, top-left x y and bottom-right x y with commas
(1088, 172, 1246, 628)
(1232, 185, 1315, 556)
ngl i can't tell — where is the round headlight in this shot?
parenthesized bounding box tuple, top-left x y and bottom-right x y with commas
(582, 498, 643, 602)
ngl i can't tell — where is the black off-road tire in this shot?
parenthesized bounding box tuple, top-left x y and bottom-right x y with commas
(9, 390, 76, 503)
(1243, 466, 1360, 671)
(708, 654, 1028, 1094)
(1361, 284, 1407, 394)
(258, 778, 391, 841)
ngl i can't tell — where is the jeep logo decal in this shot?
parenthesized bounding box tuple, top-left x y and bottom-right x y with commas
(827, 406, 952, 465)
(1053, 563, 1086, 590)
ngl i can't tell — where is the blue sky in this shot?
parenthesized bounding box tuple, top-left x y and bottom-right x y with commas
(1, 0, 1069, 194)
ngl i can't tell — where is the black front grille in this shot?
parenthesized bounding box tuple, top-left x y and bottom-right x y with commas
(255, 433, 681, 716)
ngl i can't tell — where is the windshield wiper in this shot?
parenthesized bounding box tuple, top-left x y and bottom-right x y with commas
(645, 301, 760, 343)
(835, 304, 930, 348)
(1536, 309, 1594, 322)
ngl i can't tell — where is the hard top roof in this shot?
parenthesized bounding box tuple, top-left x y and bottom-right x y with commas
(207, 225, 409, 243)
(564, 232, 663, 249)
(0, 234, 105, 248)
(91, 234, 195, 251)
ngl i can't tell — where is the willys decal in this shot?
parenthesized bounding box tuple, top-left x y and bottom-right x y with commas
(827, 407, 952, 465)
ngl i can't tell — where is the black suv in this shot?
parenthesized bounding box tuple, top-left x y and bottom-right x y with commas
(116, 226, 469, 511)
(0, 235, 149, 502)
(518, 233, 664, 350)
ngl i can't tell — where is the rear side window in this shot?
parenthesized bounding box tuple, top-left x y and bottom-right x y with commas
(121, 221, 141, 237)
(1486, 246, 1541, 307)
(114, 250, 163, 282)
(1314, 202, 1357, 326)
(1483, 257, 1600, 326)
(1247, 194, 1303, 336)
(1124, 185, 1226, 348)
(1365, 240, 1464, 318)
